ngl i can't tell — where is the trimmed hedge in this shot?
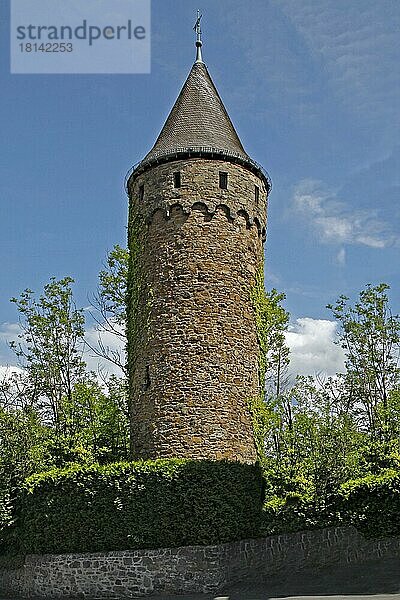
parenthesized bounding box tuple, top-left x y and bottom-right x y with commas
(14, 459, 264, 554)
(340, 469, 400, 538)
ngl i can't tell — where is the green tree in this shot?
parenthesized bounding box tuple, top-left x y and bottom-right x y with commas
(10, 277, 86, 433)
(263, 283, 400, 534)
(59, 378, 129, 463)
(7, 274, 130, 463)
(0, 270, 132, 553)
(251, 269, 290, 397)
(89, 245, 129, 377)
(87, 246, 130, 454)
(250, 269, 290, 461)
(328, 283, 400, 442)
(264, 376, 362, 498)
(0, 405, 49, 547)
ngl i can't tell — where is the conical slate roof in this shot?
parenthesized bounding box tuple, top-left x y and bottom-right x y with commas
(143, 61, 249, 164)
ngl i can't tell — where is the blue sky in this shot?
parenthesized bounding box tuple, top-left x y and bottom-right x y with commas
(1, 0, 399, 375)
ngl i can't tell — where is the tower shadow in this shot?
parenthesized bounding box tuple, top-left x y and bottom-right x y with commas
(221, 557, 400, 599)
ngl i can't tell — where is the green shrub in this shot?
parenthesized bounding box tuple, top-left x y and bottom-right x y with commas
(13, 459, 264, 554)
(262, 493, 326, 535)
(340, 469, 400, 538)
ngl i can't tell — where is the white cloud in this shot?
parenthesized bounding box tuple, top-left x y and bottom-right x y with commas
(292, 179, 395, 248)
(286, 317, 345, 378)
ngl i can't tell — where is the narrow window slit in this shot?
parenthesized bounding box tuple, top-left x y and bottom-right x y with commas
(173, 171, 181, 188)
(139, 184, 144, 202)
(219, 171, 228, 190)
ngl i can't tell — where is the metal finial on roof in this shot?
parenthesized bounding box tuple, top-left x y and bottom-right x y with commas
(193, 10, 203, 63)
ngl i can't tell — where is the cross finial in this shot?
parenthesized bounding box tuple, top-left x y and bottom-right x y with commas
(193, 10, 203, 63)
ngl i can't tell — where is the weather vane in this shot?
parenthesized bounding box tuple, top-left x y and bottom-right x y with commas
(193, 9, 203, 63)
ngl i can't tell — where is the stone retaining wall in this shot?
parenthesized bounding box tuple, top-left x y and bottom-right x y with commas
(1, 527, 399, 598)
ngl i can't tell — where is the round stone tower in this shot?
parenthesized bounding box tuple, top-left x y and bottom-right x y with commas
(126, 32, 270, 464)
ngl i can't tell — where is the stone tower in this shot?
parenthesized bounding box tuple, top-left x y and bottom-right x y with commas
(126, 27, 270, 464)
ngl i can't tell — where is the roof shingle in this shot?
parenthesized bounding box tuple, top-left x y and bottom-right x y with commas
(143, 62, 249, 163)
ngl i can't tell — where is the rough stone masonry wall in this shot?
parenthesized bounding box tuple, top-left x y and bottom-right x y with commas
(127, 159, 268, 463)
(1, 527, 399, 598)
